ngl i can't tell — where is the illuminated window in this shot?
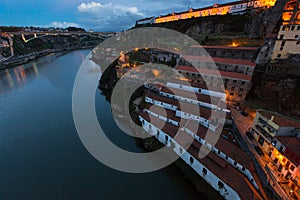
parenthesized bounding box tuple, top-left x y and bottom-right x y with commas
(290, 165, 295, 171)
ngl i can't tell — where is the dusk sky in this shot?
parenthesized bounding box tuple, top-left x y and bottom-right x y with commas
(0, 0, 229, 31)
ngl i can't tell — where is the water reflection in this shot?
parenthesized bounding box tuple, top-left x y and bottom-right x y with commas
(0, 54, 58, 92)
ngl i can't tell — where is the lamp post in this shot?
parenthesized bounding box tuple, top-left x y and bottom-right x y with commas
(288, 190, 293, 199)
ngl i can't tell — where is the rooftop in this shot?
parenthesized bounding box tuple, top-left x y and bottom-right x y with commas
(140, 113, 261, 200)
(176, 65, 252, 81)
(191, 45, 259, 51)
(167, 80, 226, 93)
(145, 91, 179, 106)
(185, 120, 254, 170)
(258, 110, 300, 128)
(183, 55, 256, 67)
(159, 85, 221, 105)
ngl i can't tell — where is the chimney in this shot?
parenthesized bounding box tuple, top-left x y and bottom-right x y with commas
(271, 116, 274, 121)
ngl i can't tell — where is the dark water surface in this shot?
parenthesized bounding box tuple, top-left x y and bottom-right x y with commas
(0, 49, 205, 200)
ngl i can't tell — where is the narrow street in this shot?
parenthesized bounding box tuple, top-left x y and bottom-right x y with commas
(230, 106, 292, 200)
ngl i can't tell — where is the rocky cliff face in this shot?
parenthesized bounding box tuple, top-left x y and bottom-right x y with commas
(248, 55, 300, 118)
(185, 0, 289, 41)
(244, 0, 288, 38)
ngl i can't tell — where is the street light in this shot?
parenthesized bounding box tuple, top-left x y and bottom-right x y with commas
(288, 190, 293, 198)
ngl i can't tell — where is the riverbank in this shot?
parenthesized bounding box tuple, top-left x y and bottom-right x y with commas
(0, 45, 96, 70)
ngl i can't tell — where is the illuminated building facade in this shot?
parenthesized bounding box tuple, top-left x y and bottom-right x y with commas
(251, 110, 300, 199)
(136, 0, 277, 25)
(271, 0, 300, 59)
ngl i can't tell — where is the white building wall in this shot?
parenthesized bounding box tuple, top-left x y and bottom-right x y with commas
(184, 127, 259, 189)
(166, 82, 226, 99)
(139, 116, 241, 200)
(144, 109, 180, 126)
(159, 91, 218, 110)
(145, 96, 178, 111)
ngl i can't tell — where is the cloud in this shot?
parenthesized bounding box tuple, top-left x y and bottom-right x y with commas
(76, 0, 233, 31)
(77, 1, 143, 31)
(50, 21, 81, 28)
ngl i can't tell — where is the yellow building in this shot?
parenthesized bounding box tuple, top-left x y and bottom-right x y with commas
(271, 0, 300, 59)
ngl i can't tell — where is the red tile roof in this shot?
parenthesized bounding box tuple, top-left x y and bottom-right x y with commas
(183, 55, 256, 67)
(191, 45, 259, 51)
(177, 101, 212, 119)
(144, 103, 182, 122)
(159, 85, 221, 105)
(185, 120, 253, 169)
(176, 65, 252, 81)
(258, 110, 300, 128)
(145, 91, 179, 106)
(167, 79, 226, 93)
(140, 114, 262, 200)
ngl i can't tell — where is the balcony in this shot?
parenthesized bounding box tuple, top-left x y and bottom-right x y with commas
(254, 125, 273, 140)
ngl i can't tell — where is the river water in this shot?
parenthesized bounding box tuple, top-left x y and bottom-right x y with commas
(0, 49, 207, 199)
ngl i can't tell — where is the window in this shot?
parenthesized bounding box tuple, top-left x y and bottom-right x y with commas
(280, 47, 284, 51)
(202, 168, 207, 175)
(297, 41, 300, 45)
(277, 54, 281, 58)
(281, 41, 286, 46)
(298, 26, 300, 31)
(190, 157, 194, 164)
(242, 167, 245, 171)
(218, 150, 220, 154)
(234, 161, 237, 166)
(292, 26, 295, 31)
(165, 135, 168, 142)
(218, 181, 224, 189)
(279, 34, 284, 39)
(290, 165, 295, 171)
(295, 35, 299, 38)
(179, 147, 183, 154)
(225, 155, 228, 160)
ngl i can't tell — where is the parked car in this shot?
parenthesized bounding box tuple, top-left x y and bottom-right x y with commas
(254, 146, 264, 156)
(246, 131, 254, 140)
(240, 111, 249, 117)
